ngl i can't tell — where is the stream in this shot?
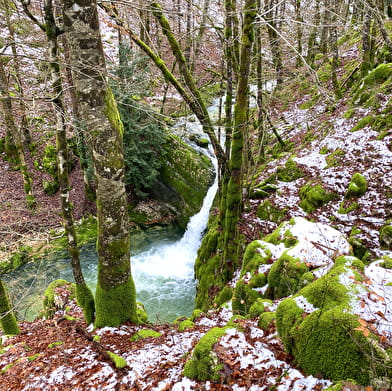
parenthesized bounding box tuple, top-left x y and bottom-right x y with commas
(4, 117, 219, 325)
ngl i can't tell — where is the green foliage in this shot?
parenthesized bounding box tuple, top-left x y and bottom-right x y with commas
(345, 173, 368, 198)
(111, 45, 166, 197)
(37, 144, 59, 195)
(75, 283, 95, 324)
(380, 256, 392, 269)
(130, 329, 162, 342)
(350, 115, 374, 132)
(299, 182, 338, 213)
(48, 341, 63, 348)
(183, 327, 231, 381)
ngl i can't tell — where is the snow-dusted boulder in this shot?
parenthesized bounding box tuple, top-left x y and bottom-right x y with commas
(276, 255, 392, 386)
(233, 217, 350, 314)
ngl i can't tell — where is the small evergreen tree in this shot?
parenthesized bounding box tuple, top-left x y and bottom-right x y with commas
(111, 46, 166, 197)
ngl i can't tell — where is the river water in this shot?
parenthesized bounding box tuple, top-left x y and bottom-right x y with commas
(3, 143, 218, 324)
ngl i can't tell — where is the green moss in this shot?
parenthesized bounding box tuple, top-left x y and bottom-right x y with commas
(94, 277, 139, 328)
(350, 115, 374, 132)
(27, 353, 40, 361)
(248, 298, 268, 318)
(276, 159, 303, 182)
(178, 319, 195, 332)
(214, 285, 233, 307)
(347, 228, 369, 261)
(353, 63, 392, 106)
(380, 223, 392, 250)
(75, 283, 95, 324)
(325, 148, 345, 168)
(299, 182, 338, 213)
(258, 312, 276, 330)
(190, 309, 204, 321)
(267, 253, 308, 299)
(183, 327, 231, 381)
(275, 263, 381, 385)
(93, 335, 101, 342)
(241, 241, 271, 275)
(319, 146, 330, 154)
(380, 256, 392, 269)
(48, 341, 63, 348)
(42, 279, 75, 319)
(256, 200, 287, 223)
(136, 302, 148, 324)
(106, 351, 127, 369)
(104, 88, 124, 136)
(338, 200, 359, 214)
(0, 363, 14, 374)
(345, 173, 368, 198)
(0, 281, 20, 335)
(232, 279, 261, 316)
(130, 329, 162, 342)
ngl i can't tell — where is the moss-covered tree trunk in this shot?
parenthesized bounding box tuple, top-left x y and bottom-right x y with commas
(0, 280, 20, 335)
(0, 58, 36, 209)
(61, 0, 138, 327)
(306, 0, 320, 68)
(222, 0, 257, 276)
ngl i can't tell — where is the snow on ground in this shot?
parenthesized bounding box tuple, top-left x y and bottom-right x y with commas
(248, 94, 392, 256)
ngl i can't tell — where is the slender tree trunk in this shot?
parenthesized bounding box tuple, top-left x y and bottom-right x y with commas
(265, 0, 284, 85)
(192, 0, 210, 71)
(306, 1, 320, 67)
(61, 0, 139, 327)
(2, 0, 32, 146)
(223, 0, 257, 275)
(330, 0, 342, 98)
(0, 59, 36, 209)
(295, 0, 304, 67)
(361, 3, 374, 77)
(0, 280, 20, 335)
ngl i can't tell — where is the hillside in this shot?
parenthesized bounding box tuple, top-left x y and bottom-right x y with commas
(1, 1, 392, 390)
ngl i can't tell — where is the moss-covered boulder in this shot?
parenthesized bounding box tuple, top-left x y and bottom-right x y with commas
(152, 134, 214, 228)
(299, 182, 338, 213)
(41, 279, 76, 319)
(380, 221, 392, 250)
(345, 173, 368, 198)
(276, 158, 304, 182)
(183, 326, 233, 381)
(276, 256, 392, 385)
(233, 218, 350, 314)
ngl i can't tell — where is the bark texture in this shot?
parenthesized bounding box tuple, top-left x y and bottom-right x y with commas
(61, 0, 138, 327)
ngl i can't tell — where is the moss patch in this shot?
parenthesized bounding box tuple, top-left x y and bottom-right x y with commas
(183, 327, 232, 381)
(345, 173, 368, 198)
(130, 329, 162, 342)
(299, 182, 338, 213)
(276, 159, 304, 182)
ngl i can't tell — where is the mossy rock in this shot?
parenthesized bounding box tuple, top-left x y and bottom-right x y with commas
(248, 298, 272, 318)
(130, 328, 162, 342)
(345, 173, 368, 198)
(178, 319, 195, 332)
(256, 200, 287, 223)
(325, 148, 345, 168)
(276, 260, 392, 385)
(153, 134, 214, 229)
(183, 327, 232, 381)
(258, 312, 276, 330)
(380, 223, 392, 250)
(42, 279, 76, 319)
(353, 63, 392, 106)
(299, 182, 338, 213)
(267, 252, 309, 299)
(276, 158, 304, 182)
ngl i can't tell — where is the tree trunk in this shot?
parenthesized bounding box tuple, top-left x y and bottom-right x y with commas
(223, 0, 257, 274)
(0, 280, 20, 335)
(60, 0, 139, 327)
(2, 0, 32, 146)
(306, 0, 320, 68)
(330, 0, 342, 99)
(0, 59, 36, 209)
(265, 0, 284, 85)
(295, 0, 304, 67)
